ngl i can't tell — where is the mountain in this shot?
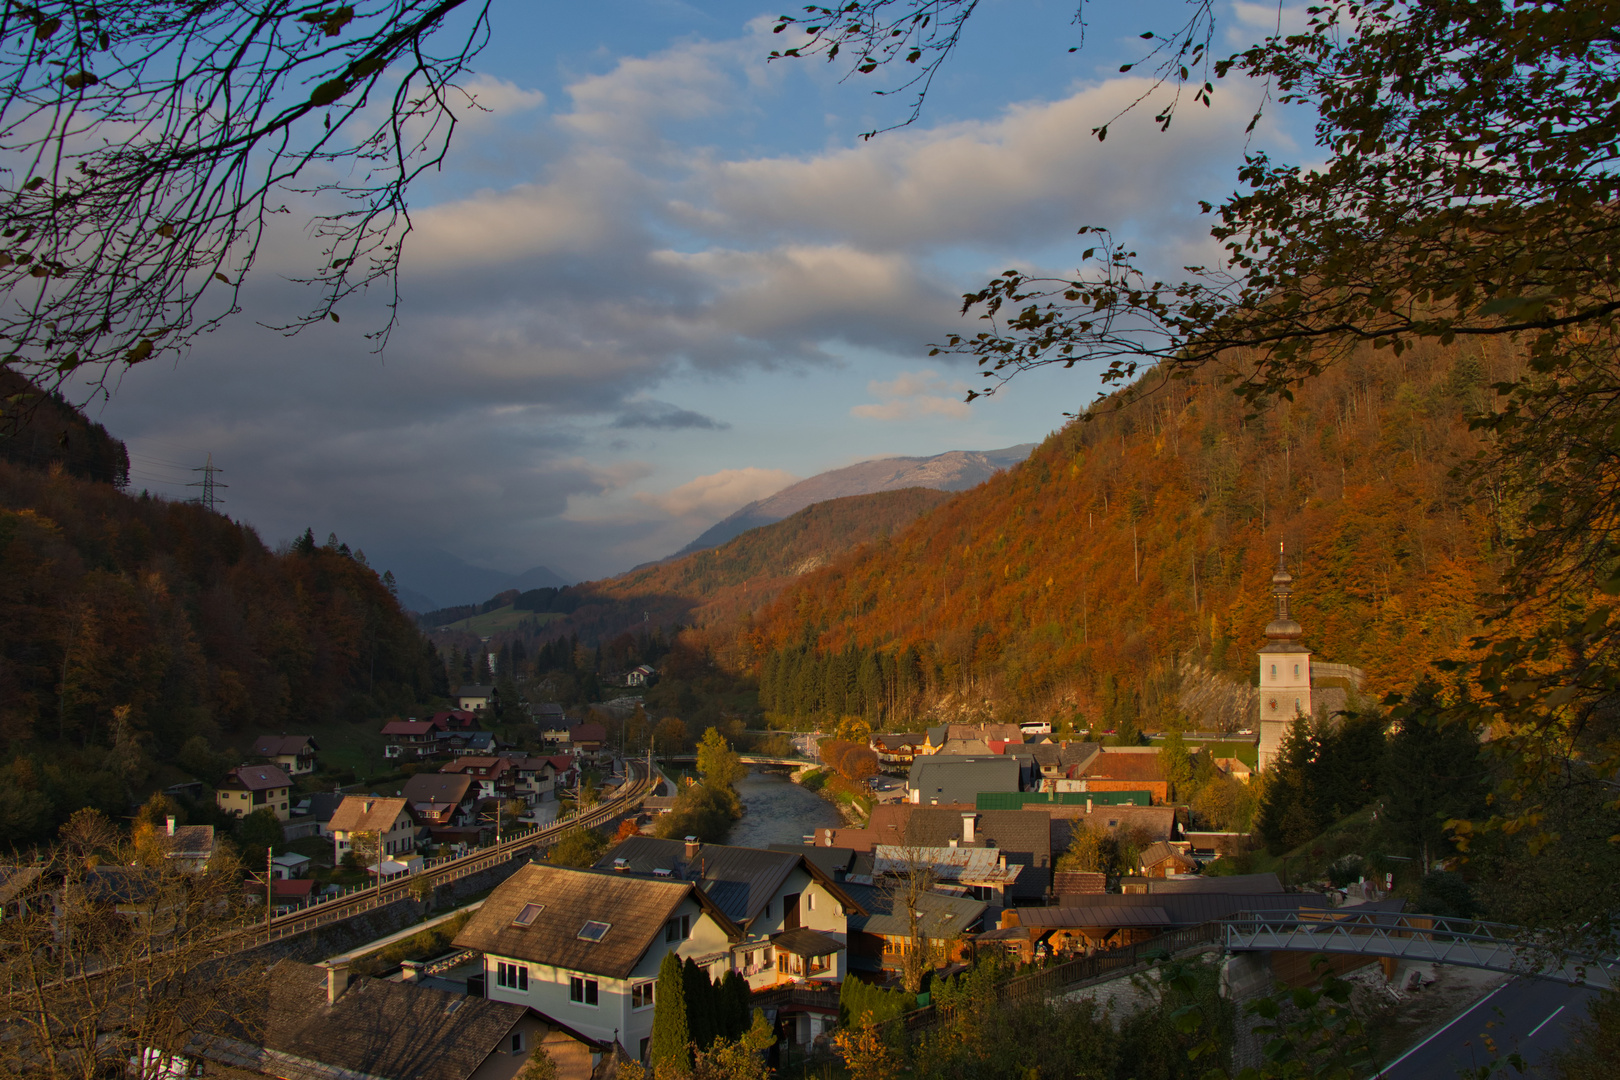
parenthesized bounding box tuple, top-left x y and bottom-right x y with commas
(360, 544, 571, 611)
(675, 444, 1037, 556)
(461, 487, 957, 648)
(741, 339, 1509, 730)
(0, 369, 130, 486)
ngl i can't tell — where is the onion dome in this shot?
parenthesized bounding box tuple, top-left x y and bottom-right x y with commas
(1264, 541, 1303, 640)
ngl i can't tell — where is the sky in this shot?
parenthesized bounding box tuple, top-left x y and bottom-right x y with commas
(79, 0, 1309, 600)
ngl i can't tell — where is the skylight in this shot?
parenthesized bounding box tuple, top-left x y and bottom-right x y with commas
(512, 903, 544, 927)
(578, 920, 611, 942)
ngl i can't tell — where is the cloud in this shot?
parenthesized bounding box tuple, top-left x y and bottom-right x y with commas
(634, 467, 797, 517)
(851, 369, 973, 421)
(613, 400, 730, 430)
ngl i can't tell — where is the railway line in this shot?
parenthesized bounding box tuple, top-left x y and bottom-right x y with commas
(234, 759, 655, 948)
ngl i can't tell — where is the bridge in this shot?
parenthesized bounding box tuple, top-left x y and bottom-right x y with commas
(1222, 910, 1620, 990)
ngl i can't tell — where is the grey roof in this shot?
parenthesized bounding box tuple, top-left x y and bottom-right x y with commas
(455, 684, 495, 696)
(840, 880, 986, 940)
(201, 960, 557, 1080)
(1028, 741, 1101, 771)
(252, 735, 318, 757)
(880, 807, 1051, 900)
(873, 733, 926, 750)
(596, 836, 866, 926)
(907, 756, 1022, 806)
(401, 772, 474, 806)
(770, 927, 845, 957)
(304, 792, 346, 823)
(770, 842, 857, 880)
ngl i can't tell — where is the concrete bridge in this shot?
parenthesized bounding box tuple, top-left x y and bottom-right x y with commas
(1222, 910, 1619, 989)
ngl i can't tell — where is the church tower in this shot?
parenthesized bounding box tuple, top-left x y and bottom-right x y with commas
(1257, 543, 1312, 769)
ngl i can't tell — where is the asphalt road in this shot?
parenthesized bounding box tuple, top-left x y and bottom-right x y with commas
(1378, 975, 1604, 1078)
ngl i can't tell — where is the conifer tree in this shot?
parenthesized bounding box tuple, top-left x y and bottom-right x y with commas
(681, 957, 715, 1052)
(648, 952, 690, 1076)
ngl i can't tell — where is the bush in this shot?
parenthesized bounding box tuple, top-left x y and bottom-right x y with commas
(838, 977, 915, 1028)
(1416, 870, 1478, 918)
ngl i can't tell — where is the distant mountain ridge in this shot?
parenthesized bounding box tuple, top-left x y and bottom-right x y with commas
(676, 444, 1037, 556)
(361, 544, 571, 612)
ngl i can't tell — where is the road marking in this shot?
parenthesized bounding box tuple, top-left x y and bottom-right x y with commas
(1376, 981, 1508, 1078)
(1527, 1005, 1564, 1039)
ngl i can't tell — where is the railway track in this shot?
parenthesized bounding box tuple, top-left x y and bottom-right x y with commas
(235, 760, 655, 948)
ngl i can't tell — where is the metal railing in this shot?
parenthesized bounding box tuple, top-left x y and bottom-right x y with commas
(1222, 910, 1620, 989)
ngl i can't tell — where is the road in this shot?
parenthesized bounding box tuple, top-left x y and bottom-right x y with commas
(1378, 976, 1603, 1078)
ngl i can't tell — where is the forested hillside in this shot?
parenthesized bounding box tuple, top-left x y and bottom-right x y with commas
(0, 457, 441, 845)
(739, 339, 1513, 729)
(482, 487, 955, 649)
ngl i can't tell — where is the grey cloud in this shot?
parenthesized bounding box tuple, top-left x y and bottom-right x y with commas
(613, 402, 730, 430)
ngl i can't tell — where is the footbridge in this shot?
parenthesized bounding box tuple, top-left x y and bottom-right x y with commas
(662, 754, 811, 768)
(1222, 910, 1620, 989)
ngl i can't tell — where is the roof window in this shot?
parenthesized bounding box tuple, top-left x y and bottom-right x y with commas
(578, 920, 611, 942)
(513, 903, 544, 927)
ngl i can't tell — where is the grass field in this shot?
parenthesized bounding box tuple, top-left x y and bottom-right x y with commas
(436, 606, 559, 635)
(301, 722, 392, 783)
(1199, 742, 1260, 767)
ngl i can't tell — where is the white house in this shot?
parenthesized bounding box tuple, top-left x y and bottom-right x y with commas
(593, 836, 865, 990)
(454, 864, 741, 1063)
(327, 795, 416, 864)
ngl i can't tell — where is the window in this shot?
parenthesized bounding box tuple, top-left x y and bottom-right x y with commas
(578, 920, 611, 942)
(569, 975, 599, 1006)
(1269, 664, 1277, 678)
(639, 1038, 650, 1063)
(1293, 663, 1300, 677)
(664, 914, 690, 942)
(806, 893, 816, 912)
(496, 962, 528, 991)
(510, 1033, 524, 1053)
(632, 981, 655, 1009)
(512, 903, 544, 927)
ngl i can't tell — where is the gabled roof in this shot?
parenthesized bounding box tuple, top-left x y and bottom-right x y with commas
(568, 722, 607, 742)
(873, 732, 926, 750)
(440, 756, 512, 776)
(1027, 741, 1101, 771)
(223, 764, 291, 791)
(1048, 805, 1179, 848)
(1138, 841, 1194, 868)
(840, 880, 985, 940)
(454, 864, 740, 979)
(328, 796, 411, 834)
(203, 960, 562, 1080)
(402, 772, 474, 807)
(770, 842, 857, 880)
(381, 719, 437, 736)
(1080, 751, 1168, 782)
(252, 735, 318, 757)
(165, 824, 215, 859)
(594, 837, 867, 926)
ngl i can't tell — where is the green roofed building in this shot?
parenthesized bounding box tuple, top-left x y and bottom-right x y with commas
(975, 791, 1151, 811)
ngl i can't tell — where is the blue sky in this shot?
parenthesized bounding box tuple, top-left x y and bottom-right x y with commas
(84, 1, 1307, 595)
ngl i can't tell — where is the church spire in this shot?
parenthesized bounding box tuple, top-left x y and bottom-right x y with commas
(1265, 541, 1302, 641)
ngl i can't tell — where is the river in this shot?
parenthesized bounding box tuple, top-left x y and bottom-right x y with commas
(725, 767, 843, 849)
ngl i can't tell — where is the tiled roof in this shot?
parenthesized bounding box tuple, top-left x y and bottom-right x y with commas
(166, 824, 216, 858)
(440, 756, 512, 775)
(327, 796, 411, 834)
(1138, 841, 1194, 869)
(840, 880, 985, 940)
(1027, 741, 1102, 771)
(454, 864, 732, 979)
(381, 720, 435, 736)
(568, 722, 607, 742)
(203, 960, 544, 1080)
(1080, 751, 1167, 782)
(224, 764, 291, 791)
(595, 837, 866, 925)
(1048, 806, 1178, 849)
(402, 773, 474, 809)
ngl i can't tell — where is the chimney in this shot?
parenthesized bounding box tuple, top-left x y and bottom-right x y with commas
(1086, 797, 1093, 813)
(684, 836, 700, 861)
(998, 853, 1007, 870)
(948, 838, 958, 848)
(166, 815, 177, 836)
(400, 960, 424, 983)
(613, 858, 630, 873)
(322, 960, 351, 1005)
(961, 813, 976, 844)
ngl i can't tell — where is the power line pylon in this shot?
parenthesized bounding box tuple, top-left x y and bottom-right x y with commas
(187, 452, 227, 511)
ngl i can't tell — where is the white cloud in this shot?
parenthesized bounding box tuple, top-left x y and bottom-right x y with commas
(634, 467, 798, 517)
(851, 369, 972, 421)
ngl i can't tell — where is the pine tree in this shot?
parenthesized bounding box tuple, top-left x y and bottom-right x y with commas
(682, 957, 715, 1052)
(648, 951, 690, 1076)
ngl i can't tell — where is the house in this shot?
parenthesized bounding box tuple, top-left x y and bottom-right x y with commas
(1008, 889, 1333, 957)
(907, 755, 1022, 805)
(870, 732, 926, 768)
(1075, 748, 1175, 804)
(150, 816, 216, 870)
(251, 877, 317, 912)
(455, 685, 495, 713)
(270, 852, 311, 879)
(593, 836, 866, 990)
(626, 665, 657, 687)
(1047, 804, 1180, 855)
(1215, 757, 1254, 784)
(217, 764, 293, 821)
(199, 959, 605, 1080)
(533, 702, 566, 727)
(1027, 740, 1101, 780)
(567, 722, 607, 754)
(251, 734, 320, 776)
(453, 863, 741, 1062)
(442, 756, 518, 800)
(498, 755, 569, 802)
(434, 708, 480, 731)
(403, 772, 479, 830)
(328, 795, 416, 863)
(382, 719, 442, 761)
(441, 730, 499, 757)
(1136, 840, 1199, 878)
(840, 879, 984, 983)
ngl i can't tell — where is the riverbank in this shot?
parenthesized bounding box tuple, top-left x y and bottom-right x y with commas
(792, 766, 869, 826)
(724, 767, 843, 848)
